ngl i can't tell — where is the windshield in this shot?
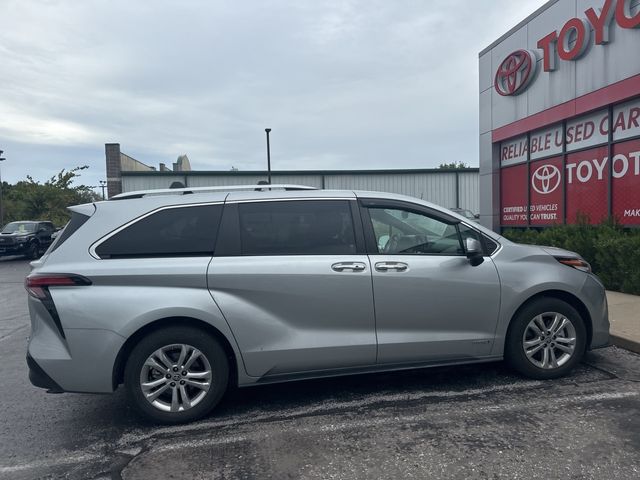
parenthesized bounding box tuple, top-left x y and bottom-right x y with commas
(1, 222, 37, 234)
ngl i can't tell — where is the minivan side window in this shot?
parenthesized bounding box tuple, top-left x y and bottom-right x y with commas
(368, 207, 463, 255)
(95, 204, 222, 259)
(238, 200, 357, 255)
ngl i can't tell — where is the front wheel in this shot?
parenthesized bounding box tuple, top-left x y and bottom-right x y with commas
(505, 298, 587, 379)
(26, 242, 39, 260)
(124, 326, 229, 424)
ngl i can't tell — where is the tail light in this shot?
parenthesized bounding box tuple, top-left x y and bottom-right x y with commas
(24, 274, 91, 339)
(25, 274, 92, 299)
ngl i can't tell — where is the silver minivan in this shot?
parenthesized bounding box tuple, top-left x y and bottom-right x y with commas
(25, 185, 609, 423)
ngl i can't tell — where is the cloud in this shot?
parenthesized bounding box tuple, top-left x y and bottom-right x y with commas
(0, 0, 547, 188)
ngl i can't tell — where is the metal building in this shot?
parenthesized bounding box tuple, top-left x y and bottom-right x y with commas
(106, 144, 479, 212)
(122, 169, 479, 212)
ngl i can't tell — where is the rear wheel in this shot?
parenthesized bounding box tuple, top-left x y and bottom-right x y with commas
(505, 298, 586, 379)
(124, 326, 229, 424)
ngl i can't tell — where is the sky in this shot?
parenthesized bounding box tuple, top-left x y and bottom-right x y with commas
(0, 0, 548, 190)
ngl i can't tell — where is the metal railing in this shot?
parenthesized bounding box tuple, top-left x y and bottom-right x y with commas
(110, 184, 318, 200)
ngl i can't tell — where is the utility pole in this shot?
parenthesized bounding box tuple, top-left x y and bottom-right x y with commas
(265, 128, 272, 184)
(99, 180, 107, 200)
(0, 150, 6, 228)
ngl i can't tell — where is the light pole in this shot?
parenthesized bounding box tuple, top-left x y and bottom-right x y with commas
(265, 128, 272, 184)
(0, 151, 6, 228)
(99, 180, 107, 200)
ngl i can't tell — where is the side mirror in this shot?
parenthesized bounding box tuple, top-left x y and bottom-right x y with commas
(465, 237, 484, 266)
(474, 213, 480, 219)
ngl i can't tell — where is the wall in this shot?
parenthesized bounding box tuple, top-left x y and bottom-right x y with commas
(121, 170, 480, 213)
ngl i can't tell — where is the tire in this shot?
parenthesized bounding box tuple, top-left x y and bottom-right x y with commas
(124, 326, 229, 424)
(505, 297, 587, 380)
(26, 242, 39, 260)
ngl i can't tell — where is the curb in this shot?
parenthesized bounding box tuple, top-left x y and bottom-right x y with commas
(610, 334, 640, 355)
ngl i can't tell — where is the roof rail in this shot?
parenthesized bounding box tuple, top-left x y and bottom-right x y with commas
(110, 184, 318, 200)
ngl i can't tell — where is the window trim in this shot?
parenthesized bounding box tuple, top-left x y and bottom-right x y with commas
(358, 198, 502, 257)
(216, 199, 363, 257)
(89, 201, 224, 260)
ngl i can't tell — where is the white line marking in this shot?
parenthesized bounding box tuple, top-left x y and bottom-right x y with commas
(0, 452, 104, 474)
(117, 379, 546, 445)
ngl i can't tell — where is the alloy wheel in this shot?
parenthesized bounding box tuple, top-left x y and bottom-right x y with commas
(522, 312, 577, 369)
(139, 343, 212, 412)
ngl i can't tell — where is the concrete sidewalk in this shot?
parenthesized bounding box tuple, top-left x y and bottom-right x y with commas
(607, 291, 640, 354)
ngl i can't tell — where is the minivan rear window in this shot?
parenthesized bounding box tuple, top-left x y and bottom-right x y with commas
(49, 213, 90, 253)
(238, 200, 357, 255)
(95, 204, 222, 259)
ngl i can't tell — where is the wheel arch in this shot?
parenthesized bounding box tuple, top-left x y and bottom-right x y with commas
(112, 316, 239, 391)
(506, 290, 593, 349)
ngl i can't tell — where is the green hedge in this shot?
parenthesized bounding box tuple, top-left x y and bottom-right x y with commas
(502, 218, 640, 295)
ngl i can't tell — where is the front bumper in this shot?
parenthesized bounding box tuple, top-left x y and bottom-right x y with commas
(581, 274, 610, 349)
(0, 242, 28, 255)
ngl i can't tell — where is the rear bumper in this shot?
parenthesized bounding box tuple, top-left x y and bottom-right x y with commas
(27, 353, 64, 393)
(27, 296, 126, 393)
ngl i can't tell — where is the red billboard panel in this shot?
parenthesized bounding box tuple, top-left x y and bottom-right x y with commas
(612, 138, 640, 225)
(529, 156, 563, 225)
(565, 146, 608, 224)
(501, 163, 528, 226)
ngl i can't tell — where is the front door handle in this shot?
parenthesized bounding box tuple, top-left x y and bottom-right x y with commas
(375, 261, 408, 272)
(331, 262, 367, 272)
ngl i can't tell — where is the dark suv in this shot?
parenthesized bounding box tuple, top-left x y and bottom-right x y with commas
(0, 221, 55, 259)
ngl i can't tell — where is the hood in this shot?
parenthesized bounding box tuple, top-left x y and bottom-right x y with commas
(539, 245, 582, 259)
(0, 232, 31, 237)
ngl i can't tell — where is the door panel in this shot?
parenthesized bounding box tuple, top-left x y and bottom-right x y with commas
(207, 255, 376, 377)
(372, 254, 501, 363)
(360, 201, 501, 364)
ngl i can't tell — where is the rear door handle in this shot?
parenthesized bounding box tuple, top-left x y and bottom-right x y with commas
(331, 262, 367, 272)
(375, 261, 408, 272)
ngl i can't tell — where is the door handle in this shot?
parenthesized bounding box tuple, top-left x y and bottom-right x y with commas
(331, 262, 367, 272)
(375, 261, 408, 272)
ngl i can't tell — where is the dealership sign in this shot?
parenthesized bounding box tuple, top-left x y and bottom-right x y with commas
(500, 99, 640, 226)
(500, 98, 640, 165)
(495, 0, 640, 95)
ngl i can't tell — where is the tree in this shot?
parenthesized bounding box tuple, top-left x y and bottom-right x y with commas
(438, 161, 469, 169)
(3, 166, 100, 227)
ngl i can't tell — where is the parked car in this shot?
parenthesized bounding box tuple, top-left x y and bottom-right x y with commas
(449, 208, 479, 222)
(0, 221, 55, 259)
(25, 185, 609, 423)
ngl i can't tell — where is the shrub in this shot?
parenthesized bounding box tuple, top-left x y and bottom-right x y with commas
(503, 219, 640, 295)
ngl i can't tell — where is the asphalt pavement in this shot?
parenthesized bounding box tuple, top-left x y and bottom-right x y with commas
(1, 257, 639, 479)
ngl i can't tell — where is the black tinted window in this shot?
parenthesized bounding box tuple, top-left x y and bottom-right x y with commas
(484, 235, 499, 255)
(49, 213, 90, 253)
(96, 204, 222, 259)
(239, 201, 356, 255)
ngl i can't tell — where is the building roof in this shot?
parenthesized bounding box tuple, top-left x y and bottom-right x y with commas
(120, 167, 479, 176)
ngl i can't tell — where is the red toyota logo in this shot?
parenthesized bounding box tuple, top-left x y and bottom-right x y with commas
(494, 50, 538, 96)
